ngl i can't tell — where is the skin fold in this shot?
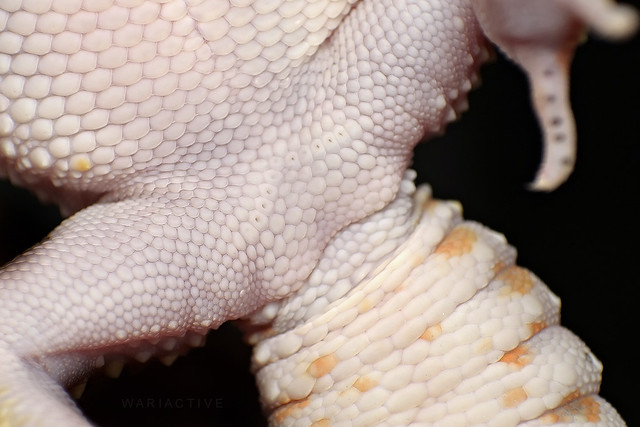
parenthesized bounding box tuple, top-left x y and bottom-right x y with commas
(0, 1, 638, 425)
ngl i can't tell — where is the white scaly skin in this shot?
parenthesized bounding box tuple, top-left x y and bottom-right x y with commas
(0, 1, 636, 425)
(246, 176, 622, 425)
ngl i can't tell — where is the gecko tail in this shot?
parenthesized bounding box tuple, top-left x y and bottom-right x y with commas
(472, 0, 638, 191)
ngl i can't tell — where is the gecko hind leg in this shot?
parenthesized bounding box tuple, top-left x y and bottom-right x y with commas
(560, 0, 639, 40)
(472, 0, 638, 191)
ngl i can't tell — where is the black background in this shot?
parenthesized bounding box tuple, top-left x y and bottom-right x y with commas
(1, 15, 639, 427)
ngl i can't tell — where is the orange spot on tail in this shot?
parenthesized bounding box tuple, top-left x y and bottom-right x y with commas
(420, 323, 442, 341)
(499, 345, 532, 369)
(560, 390, 582, 406)
(492, 261, 507, 274)
(498, 266, 535, 296)
(434, 227, 477, 257)
(307, 354, 338, 378)
(501, 387, 528, 408)
(311, 419, 331, 427)
(273, 399, 310, 423)
(539, 395, 601, 423)
(582, 396, 602, 422)
(529, 321, 547, 336)
(539, 413, 561, 424)
(353, 376, 377, 392)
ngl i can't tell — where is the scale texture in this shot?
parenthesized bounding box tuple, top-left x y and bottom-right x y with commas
(0, 0, 636, 425)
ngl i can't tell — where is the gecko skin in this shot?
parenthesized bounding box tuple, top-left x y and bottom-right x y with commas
(0, 1, 637, 426)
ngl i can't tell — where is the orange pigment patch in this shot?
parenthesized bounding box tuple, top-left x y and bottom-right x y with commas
(492, 261, 507, 274)
(579, 396, 602, 422)
(528, 321, 547, 335)
(273, 399, 310, 423)
(311, 419, 331, 427)
(539, 413, 561, 424)
(277, 394, 291, 405)
(560, 390, 582, 406)
(434, 227, 477, 257)
(501, 387, 528, 408)
(499, 345, 532, 369)
(539, 395, 601, 423)
(420, 323, 442, 341)
(353, 376, 378, 392)
(498, 266, 535, 296)
(307, 353, 338, 378)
